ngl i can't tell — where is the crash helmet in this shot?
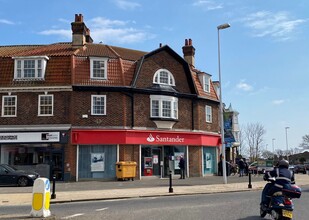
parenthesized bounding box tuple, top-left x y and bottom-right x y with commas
(278, 159, 289, 168)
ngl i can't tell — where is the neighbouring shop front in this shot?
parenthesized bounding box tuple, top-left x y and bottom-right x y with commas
(72, 129, 220, 180)
(0, 130, 69, 180)
(77, 144, 117, 181)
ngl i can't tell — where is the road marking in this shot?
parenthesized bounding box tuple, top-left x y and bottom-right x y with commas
(61, 213, 85, 219)
(96, 207, 109, 211)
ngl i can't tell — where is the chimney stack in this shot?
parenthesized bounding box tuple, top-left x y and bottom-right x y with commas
(182, 38, 195, 67)
(71, 14, 92, 48)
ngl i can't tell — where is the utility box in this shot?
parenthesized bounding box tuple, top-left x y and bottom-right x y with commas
(116, 161, 137, 181)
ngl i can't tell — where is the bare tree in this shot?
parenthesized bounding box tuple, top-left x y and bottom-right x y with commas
(299, 134, 309, 149)
(276, 149, 284, 160)
(243, 122, 266, 161)
(261, 150, 273, 160)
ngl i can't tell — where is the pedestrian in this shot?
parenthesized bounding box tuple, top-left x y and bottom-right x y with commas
(179, 156, 185, 179)
(243, 158, 249, 176)
(238, 159, 245, 177)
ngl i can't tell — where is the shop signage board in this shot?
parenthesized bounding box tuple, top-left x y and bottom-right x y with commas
(0, 132, 60, 143)
(72, 130, 220, 146)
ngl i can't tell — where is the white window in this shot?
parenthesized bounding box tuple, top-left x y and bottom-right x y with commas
(38, 95, 53, 116)
(153, 69, 175, 86)
(203, 75, 210, 93)
(91, 95, 106, 115)
(2, 96, 17, 117)
(13, 56, 49, 80)
(150, 95, 178, 119)
(206, 105, 212, 123)
(90, 57, 108, 79)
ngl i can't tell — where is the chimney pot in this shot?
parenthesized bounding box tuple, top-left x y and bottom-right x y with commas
(182, 38, 195, 67)
(72, 14, 92, 47)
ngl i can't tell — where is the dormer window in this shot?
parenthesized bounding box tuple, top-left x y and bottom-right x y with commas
(153, 69, 175, 86)
(203, 75, 210, 93)
(90, 57, 108, 80)
(13, 56, 49, 80)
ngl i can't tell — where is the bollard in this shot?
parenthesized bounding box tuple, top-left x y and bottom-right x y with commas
(30, 178, 51, 218)
(51, 175, 56, 199)
(248, 171, 252, 188)
(169, 170, 173, 193)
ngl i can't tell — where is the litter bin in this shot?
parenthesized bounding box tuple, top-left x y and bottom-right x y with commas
(116, 161, 137, 181)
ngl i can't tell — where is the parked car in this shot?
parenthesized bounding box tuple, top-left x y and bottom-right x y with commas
(248, 161, 273, 174)
(0, 164, 40, 187)
(289, 165, 295, 171)
(304, 163, 309, 171)
(293, 164, 307, 174)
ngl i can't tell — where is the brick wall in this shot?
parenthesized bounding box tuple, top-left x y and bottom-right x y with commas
(119, 144, 140, 178)
(189, 146, 202, 177)
(71, 91, 132, 127)
(0, 92, 71, 125)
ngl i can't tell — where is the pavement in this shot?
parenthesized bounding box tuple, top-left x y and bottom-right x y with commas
(0, 173, 308, 219)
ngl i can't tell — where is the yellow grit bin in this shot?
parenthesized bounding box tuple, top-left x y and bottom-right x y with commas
(30, 178, 51, 218)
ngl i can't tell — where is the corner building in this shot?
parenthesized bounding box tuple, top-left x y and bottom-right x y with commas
(0, 14, 222, 181)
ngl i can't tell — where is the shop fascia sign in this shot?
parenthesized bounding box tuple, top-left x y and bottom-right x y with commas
(146, 133, 185, 144)
(0, 132, 60, 143)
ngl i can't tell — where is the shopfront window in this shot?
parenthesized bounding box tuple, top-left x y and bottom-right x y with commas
(78, 145, 116, 180)
(203, 147, 217, 175)
(0, 143, 64, 180)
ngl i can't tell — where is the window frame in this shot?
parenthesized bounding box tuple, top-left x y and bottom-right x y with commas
(205, 105, 212, 123)
(91, 95, 106, 115)
(153, 69, 175, 86)
(90, 57, 108, 80)
(2, 95, 17, 117)
(38, 94, 54, 116)
(150, 95, 178, 119)
(12, 56, 49, 80)
(203, 75, 211, 93)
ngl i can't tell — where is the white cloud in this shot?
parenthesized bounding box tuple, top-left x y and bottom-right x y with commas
(192, 0, 223, 11)
(0, 19, 15, 25)
(236, 80, 253, 91)
(114, 0, 141, 10)
(89, 17, 155, 44)
(38, 17, 155, 44)
(38, 29, 71, 39)
(241, 11, 307, 41)
(272, 99, 285, 105)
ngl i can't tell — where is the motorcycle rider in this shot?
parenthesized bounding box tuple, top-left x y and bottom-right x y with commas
(261, 159, 294, 209)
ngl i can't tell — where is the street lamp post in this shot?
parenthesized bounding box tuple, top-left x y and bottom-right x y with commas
(285, 127, 290, 161)
(217, 23, 230, 184)
(272, 138, 275, 159)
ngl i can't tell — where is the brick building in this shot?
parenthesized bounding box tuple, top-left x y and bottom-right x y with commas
(0, 14, 222, 181)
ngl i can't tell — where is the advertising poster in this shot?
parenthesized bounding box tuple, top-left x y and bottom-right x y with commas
(206, 153, 212, 169)
(91, 153, 105, 172)
(174, 152, 185, 169)
(144, 157, 153, 168)
(153, 155, 158, 164)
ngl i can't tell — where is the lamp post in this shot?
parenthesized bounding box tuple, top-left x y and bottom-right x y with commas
(285, 127, 290, 161)
(217, 23, 230, 184)
(272, 138, 275, 159)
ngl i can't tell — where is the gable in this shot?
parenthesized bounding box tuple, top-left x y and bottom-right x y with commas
(133, 48, 196, 95)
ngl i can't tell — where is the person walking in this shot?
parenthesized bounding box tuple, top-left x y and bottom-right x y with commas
(238, 159, 245, 177)
(179, 156, 185, 179)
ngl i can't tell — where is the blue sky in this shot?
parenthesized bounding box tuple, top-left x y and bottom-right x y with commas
(1, 0, 308, 153)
